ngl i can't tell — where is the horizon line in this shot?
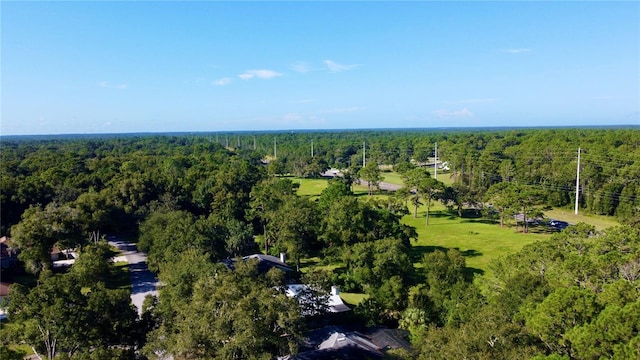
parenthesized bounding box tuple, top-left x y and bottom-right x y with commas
(1, 124, 638, 139)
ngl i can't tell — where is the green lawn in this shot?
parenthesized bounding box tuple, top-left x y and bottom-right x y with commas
(403, 202, 548, 275)
(294, 175, 619, 279)
(433, 171, 455, 186)
(381, 170, 455, 187)
(109, 261, 131, 290)
(294, 177, 369, 197)
(544, 208, 619, 230)
(294, 178, 329, 197)
(381, 171, 405, 186)
(340, 292, 369, 306)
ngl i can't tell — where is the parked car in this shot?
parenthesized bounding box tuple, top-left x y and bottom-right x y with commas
(549, 219, 569, 230)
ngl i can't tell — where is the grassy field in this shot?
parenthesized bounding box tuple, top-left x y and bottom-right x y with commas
(294, 175, 619, 280)
(403, 203, 548, 274)
(544, 208, 619, 230)
(295, 177, 371, 197)
(294, 178, 329, 197)
(381, 171, 405, 186)
(380, 170, 455, 187)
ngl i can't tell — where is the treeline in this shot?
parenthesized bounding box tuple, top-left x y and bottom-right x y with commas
(1, 129, 638, 359)
(411, 224, 640, 359)
(2, 128, 639, 236)
(255, 128, 640, 223)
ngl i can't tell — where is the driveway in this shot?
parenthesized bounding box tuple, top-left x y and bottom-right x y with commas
(109, 238, 159, 315)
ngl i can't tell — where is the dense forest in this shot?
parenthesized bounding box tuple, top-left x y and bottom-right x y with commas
(1, 128, 638, 359)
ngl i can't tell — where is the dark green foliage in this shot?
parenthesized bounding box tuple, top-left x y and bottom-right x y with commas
(145, 260, 304, 359)
(1, 129, 637, 360)
(10, 203, 84, 274)
(359, 161, 383, 195)
(7, 264, 138, 359)
(414, 225, 640, 359)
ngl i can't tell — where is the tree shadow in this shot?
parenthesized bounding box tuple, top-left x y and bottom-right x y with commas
(409, 245, 483, 263)
(463, 266, 485, 278)
(460, 218, 500, 225)
(409, 245, 449, 262)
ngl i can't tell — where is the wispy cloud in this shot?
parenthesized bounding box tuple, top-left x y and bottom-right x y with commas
(213, 77, 232, 86)
(433, 108, 474, 119)
(291, 62, 315, 74)
(98, 81, 127, 89)
(446, 98, 498, 104)
(324, 60, 361, 73)
(501, 48, 532, 54)
(238, 69, 283, 80)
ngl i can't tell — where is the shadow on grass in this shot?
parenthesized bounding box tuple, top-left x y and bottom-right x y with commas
(409, 245, 483, 263)
(463, 266, 485, 278)
(460, 218, 500, 225)
(107, 263, 132, 290)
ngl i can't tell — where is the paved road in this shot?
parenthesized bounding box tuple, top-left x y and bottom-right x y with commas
(109, 238, 159, 315)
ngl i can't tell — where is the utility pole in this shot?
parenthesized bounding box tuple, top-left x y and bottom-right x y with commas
(253, 136, 256, 150)
(434, 142, 438, 180)
(575, 147, 581, 215)
(225, 136, 229, 148)
(311, 139, 314, 158)
(363, 141, 366, 167)
(237, 136, 241, 148)
(274, 137, 277, 160)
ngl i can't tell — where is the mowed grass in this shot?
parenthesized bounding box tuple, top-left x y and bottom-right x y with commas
(294, 178, 328, 197)
(294, 175, 618, 275)
(295, 177, 370, 197)
(381, 171, 405, 186)
(382, 170, 455, 187)
(340, 292, 369, 306)
(404, 202, 548, 275)
(544, 208, 619, 230)
(109, 261, 131, 290)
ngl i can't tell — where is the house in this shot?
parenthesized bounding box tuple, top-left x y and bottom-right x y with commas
(284, 326, 383, 359)
(221, 253, 294, 274)
(0, 236, 19, 270)
(283, 326, 412, 360)
(0, 282, 10, 320)
(285, 284, 350, 316)
(222, 254, 350, 317)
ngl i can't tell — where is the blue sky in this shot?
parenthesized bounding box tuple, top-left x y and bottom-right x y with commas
(2, 1, 639, 135)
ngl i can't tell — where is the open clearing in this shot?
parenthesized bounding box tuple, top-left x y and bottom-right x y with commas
(295, 176, 619, 278)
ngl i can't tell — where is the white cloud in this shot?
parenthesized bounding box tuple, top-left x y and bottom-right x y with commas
(291, 62, 314, 73)
(433, 108, 474, 118)
(446, 98, 498, 104)
(98, 81, 127, 89)
(213, 77, 232, 86)
(502, 48, 532, 54)
(324, 60, 361, 73)
(238, 69, 283, 80)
